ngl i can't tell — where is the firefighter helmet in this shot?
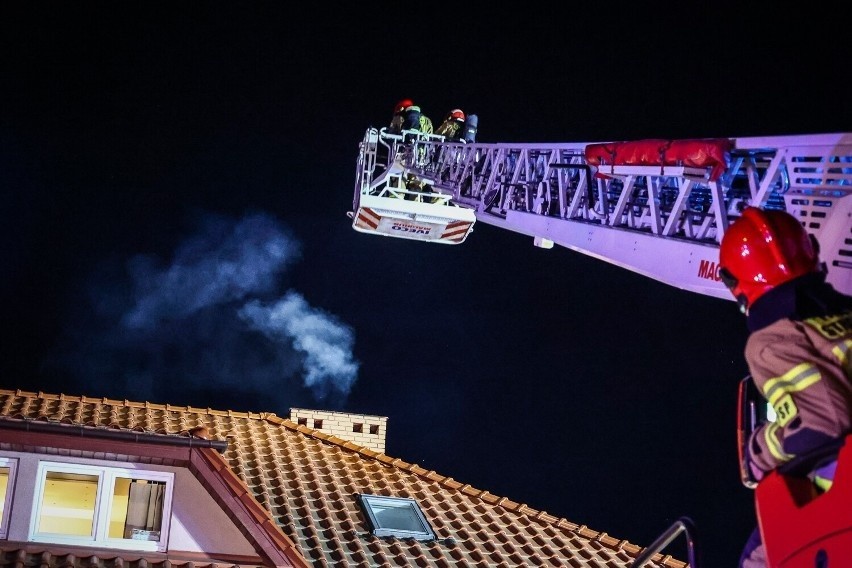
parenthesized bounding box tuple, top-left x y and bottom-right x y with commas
(394, 99, 414, 114)
(719, 207, 821, 312)
(450, 109, 465, 121)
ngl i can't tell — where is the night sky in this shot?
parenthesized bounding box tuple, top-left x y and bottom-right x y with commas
(2, 5, 850, 566)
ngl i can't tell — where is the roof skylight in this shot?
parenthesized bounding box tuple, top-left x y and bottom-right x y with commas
(357, 494, 436, 541)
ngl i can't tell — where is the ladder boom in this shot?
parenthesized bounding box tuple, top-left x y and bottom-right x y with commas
(352, 128, 852, 299)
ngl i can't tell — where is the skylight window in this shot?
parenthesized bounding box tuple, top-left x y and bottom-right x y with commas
(358, 494, 436, 540)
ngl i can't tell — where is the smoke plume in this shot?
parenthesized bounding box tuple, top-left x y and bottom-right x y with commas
(47, 211, 360, 412)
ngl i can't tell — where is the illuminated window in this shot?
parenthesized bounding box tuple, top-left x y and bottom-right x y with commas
(358, 494, 435, 540)
(30, 462, 173, 551)
(0, 457, 18, 539)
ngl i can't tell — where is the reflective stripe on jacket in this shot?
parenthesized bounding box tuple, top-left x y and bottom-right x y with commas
(745, 310, 852, 478)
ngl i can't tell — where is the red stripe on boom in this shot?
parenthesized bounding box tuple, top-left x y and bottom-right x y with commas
(356, 208, 380, 229)
(442, 222, 471, 240)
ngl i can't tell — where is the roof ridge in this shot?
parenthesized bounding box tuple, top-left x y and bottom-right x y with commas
(2, 388, 276, 420)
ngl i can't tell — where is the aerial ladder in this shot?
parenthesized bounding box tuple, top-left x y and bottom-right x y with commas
(351, 127, 852, 566)
(351, 127, 851, 299)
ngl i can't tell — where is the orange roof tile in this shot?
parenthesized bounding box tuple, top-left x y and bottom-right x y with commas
(0, 389, 686, 568)
(0, 547, 265, 568)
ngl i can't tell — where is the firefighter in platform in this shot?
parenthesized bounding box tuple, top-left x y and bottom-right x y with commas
(718, 206, 852, 567)
(399, 103, 433, 174)
(401, 104, 433, 136)
(389, 98, 413, 135)
(436, 109, 465, 141)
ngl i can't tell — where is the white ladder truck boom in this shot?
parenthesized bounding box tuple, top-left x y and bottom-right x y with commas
(350, 128, 852, 299)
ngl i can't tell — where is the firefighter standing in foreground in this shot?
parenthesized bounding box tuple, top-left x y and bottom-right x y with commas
(718, 206, 852, 567)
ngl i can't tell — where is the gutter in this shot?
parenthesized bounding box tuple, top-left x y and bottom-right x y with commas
(0, 417, 228, 453)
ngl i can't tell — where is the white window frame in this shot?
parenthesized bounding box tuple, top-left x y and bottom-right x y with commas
(29, 462, 174, 552)
(0, 457, 18, 539)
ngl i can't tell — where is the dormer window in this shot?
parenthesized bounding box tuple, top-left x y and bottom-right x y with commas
(358, 494, 436, 541)
(29, 462, 174, 552)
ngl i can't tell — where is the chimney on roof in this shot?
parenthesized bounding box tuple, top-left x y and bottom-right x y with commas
(289, 408, 388, 454)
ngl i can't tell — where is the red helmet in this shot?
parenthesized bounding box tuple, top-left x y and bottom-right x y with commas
(719, 207, 821, 312)
(450, 109, 465, 121)
(394, 99, 414, 114)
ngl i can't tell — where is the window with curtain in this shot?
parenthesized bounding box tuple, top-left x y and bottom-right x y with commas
(123, 479, 165, 538)
(30, 462, 173, 552)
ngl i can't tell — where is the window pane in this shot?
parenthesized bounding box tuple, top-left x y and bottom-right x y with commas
(372, 502, 424, 532)
(120, 479, 165, 541)
(108, 477, 131, 538)
(38, 472, 99, 536)
(0, 467, 8, 522)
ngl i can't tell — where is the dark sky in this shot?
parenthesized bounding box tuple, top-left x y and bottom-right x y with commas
(2, 5, 850, 566)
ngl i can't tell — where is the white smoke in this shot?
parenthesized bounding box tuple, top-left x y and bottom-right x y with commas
(122, 212, 299, 329)
(49, 211, 360, 408)
(238, 293, 358, 399)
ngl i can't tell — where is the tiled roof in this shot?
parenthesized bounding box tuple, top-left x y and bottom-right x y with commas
(0, 389, 686, 568)
(0, 546, 263, 568)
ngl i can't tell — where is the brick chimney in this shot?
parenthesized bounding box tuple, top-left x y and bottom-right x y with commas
(289, 408, 388, 454)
